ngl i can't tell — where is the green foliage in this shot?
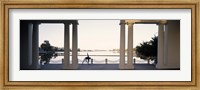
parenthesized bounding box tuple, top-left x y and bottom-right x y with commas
(40, 40, 57, 65)
(136, 36, 158, 63)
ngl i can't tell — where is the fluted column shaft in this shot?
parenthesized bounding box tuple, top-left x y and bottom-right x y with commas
(127, 22, 134, 69)
(28, 23, 33, 66)
(119, 20, 126, 69)
(32, 22, 40, 69)
(164, 24, 168, 65)
(72, 22, 78, 69)
(156, 23, 165, 68)
(63, 23, 70, 69)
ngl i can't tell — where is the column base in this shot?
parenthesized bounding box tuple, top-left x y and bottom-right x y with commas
(119, 64, 134, 70)
(31, 65, 40, 70)
(36, 66, 40, 70)
(126, 64, 134, 69)
(156, 64, 180, 69)
(62, 64, 79, 70)
(119, 64, 125, 69)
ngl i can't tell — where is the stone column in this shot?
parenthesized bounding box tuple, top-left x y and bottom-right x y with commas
(72, 21, 78, 69)
(156, 21, 165, 69)
(119, 20, 126, 69)
(32, 22, 40, 69)
(163, 20, 180, 69)
(63, 23, 71, 69)
(28, 23, 33, 66)
(164, 24, 168, 65)
(127, 22, 134, 69)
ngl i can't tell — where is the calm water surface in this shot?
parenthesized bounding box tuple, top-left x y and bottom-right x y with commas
(49, 51, 154, 64)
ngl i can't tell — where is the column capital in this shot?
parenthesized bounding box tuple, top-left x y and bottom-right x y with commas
(72, 20, 79, 25)
(157, 20, 167, 25)
(127, 22, 135, 25)
(63, 22, 72, 25)
(119, 20, 126, 25)
(32, 22, 41, 25)
(126, 20, 136, 25)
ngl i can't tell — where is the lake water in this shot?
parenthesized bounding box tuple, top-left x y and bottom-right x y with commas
(49, 51, 154, 64)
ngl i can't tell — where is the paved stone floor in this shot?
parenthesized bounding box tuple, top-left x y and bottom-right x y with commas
(40, 64, 158, 70)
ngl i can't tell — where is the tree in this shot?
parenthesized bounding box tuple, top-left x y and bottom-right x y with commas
(136, 36, 158, 64)
(40, 40, 57, 65)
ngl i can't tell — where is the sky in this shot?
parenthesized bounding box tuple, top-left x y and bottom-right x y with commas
(39, 20, 158, 50)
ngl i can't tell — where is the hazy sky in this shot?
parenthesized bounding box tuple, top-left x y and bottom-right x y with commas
(39, 20, 158, 50)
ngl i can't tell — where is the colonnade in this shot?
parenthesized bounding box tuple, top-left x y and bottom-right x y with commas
(20, 20, 79, 70)
(63, 21, 79, 69)
(20, 20, 179, 70)
(119, 20, 134, 69)
(119, 20, 180, 69)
